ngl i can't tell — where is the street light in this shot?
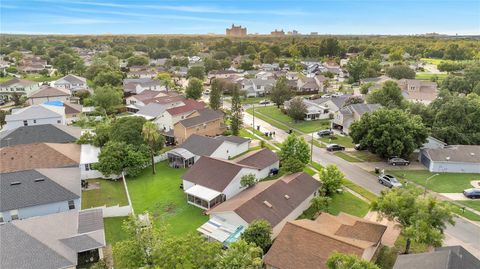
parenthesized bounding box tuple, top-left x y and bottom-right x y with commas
(424, 173, 440, 197)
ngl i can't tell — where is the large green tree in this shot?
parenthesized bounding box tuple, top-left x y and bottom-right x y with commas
(216, 240, 263, 269)
(319, 164, 345, 196)
(142, 121, 164, 175)
(186, 77, 203, 100)
(326, 252, 380, 269)
(286, 97, 307, 122)
(94, 141, 149, 177)
(350, 108, 428, 158)
(187, 65, 206, 80)
(91, 85, 123, 114)
(279, 134, 310, 173)
(93, 70, 123, 87)
(230, 86, 243, 135)
(386, 65, 416, 80)
(366, 81, 405, 109)
(127, 55, 149, 66)
(270, 76, 293, 108)
(241, 219, 272, 253)
(346, 56, 369, 83)
(53, 53, 85, 75)
(210, 78, 223, 111)
(111, 116, 147, 147)
(371, 187, 454, 254)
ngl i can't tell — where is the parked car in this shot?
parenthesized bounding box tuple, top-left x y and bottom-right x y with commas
(317, 129, 333, 137)
(322, 94, 331, 98)
(326, 144, 345, 152)
(378, 174, 403, 188)
(259, 100, 270, 105)
(388, 157, 410, 166)
(463, 188, 480, 199)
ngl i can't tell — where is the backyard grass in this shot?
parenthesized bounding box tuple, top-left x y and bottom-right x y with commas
(81, 179, 129, 209)
(104, 217, 129, 245)
(415, 73, 448, 81)
(387, 170, 479, 193)
(334, 152, 362, 162)
(246, 106, 330, 133)
(319, 135, 355, 148)
(126, 161, 208, 237)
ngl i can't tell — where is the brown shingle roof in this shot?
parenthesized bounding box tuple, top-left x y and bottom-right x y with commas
(166, 99, 205, 115)
(177, 108, 224, 128)
(236, 148, 279, 169)
(28, 86, 70, 98)
(0, 143, 80, 173)
(209, 172, 320, 227)
(264, 213, 387, 269)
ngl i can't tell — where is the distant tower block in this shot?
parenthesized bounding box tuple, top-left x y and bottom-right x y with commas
(226, 24, 247, 37)
(271, 29, 285, 37)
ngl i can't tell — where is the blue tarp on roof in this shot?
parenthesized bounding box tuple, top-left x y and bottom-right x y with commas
(44, 101, 64, 106)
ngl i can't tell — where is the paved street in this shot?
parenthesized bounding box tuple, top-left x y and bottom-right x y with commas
(241, 109, 480, 257)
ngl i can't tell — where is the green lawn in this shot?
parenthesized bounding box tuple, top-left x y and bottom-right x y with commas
(303, 166, 316, 176)
(104, 217, 129, 245)
(387, 170, 479, 193)
(456, 200, 480, 212)
(319, 135, 354, 148)
(310, 139, 326, 148)
(415, 73, 448, 81)
(23, 74, 61, 82)
(250, 128, 273, 140)
(126, 162, 208, 237)
(334, 152, 362, 162)
(299, 192, 370, 219)
(342, 179, 378, 202)
(347, 151, 384, 162)
(450, 203, 480, 221)
(0, 76, 14, 83)
(246, 106, 330, 133)
(310, 161, 323, 171)
(81, 179, 129, 209)
(241, 96, 268, 104)
(238, 129, 258, 140)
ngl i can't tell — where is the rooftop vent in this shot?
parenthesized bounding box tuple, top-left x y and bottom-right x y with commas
(34, 178, 45, 182)
(10, 181, 21, 186)
(284, 195, 290, 200)
(263, 201, 273, 208)
(471, 153, 475, 156)
(446, 156, 450, 161)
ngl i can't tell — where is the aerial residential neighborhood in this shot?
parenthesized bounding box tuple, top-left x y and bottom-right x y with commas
(0, 1, 479, 269)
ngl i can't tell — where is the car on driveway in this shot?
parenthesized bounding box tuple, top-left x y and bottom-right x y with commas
(388, 157, 410, 166)
(259, 100, 270, 105)
(378, 174, 403, 188)
(317, 129, 333, 137)
(463, 188, 480, 199)
(326, 144, 345, 152)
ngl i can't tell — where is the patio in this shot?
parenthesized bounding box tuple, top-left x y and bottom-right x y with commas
(185, 185, 225, 209)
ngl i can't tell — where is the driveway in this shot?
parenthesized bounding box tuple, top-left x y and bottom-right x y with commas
(354, 162, 427, 172)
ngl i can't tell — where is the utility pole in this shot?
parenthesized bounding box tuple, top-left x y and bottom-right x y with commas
(252, 104, 255, 131)
(310, 132, 314, 162)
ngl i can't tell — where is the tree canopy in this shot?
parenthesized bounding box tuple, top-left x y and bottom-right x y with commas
(240, 219, 272, 253)
(186, 77, 203, 100)
(366, 81, 405, 109)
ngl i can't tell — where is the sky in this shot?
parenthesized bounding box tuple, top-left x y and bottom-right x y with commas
(1, 0, 479, 35)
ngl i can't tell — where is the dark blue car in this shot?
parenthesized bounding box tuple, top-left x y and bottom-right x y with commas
(463, 188, 480, 199)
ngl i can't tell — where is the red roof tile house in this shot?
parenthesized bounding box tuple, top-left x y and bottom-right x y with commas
(197, 172, 320, 246)
(264, 213, 387, 269)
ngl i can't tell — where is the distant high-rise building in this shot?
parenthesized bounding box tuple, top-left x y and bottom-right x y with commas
(226, 24, 247, 37)
(271, 29, 285, 36)
(288, 30, 300, 36)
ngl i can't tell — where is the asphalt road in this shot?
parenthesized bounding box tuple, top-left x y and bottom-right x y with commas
(241, 109, 480, 257)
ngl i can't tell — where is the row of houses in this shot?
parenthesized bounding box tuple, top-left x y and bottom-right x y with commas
(0, 123, 107, 268)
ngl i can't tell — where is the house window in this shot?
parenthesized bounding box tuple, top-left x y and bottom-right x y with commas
(10, 210, 19, 220)
(68, 200, 75, 210)
(57, 120, 61, 123)
(33, 119, 37, 123)
(23, 120, 28, 126)
(84, 163, 91, 171)
(0, 213, 4, 223)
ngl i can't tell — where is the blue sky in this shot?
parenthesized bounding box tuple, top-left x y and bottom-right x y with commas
(1, 0, 479, 35)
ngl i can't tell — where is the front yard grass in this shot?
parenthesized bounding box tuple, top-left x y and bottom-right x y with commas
(126, 161, 208, 237)
(456, 200, 480, 213)
(241, 96, 268, 104)
(318, 135, 355, 148)
(334, 152, 362, 162)
(342, 179, 378, 202)
(387, 170, 478, 193)
(300, 192, 370, 219)
(450, 203, 480, 221)
(81, 179, 129, 209)
(246, 106, 330, 133)
(347, 150, 384, 162)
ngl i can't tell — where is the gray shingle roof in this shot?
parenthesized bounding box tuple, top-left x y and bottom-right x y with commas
(422, 145, 480, 163)
(78, 209, 104, 233)
(179, 134, 224, 156)
(59, 74, 86, 85)
(59, 234, 104, 252)
(5, 105, 63, 121)
(0, 169, 80, 211)
(393, 246, 480, 269)
(136, 103, 167, 118)
(0, 224, 73, 269)
(178, 108, 223, 128)
(0, 124, 81, 147)
(215, 135, 250, 144)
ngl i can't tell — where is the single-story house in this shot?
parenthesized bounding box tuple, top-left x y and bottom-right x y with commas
(333, 103, 382, 134)
(53, 74, 88, 93)
(0, 78, 39, 101)
(0, 167, 80, 222)
(419, 145, 480, 173)
(0, 209, 106, 269)
(182, 148, 279, 209)
(123, 78, 165, 95)
(284, 98, 330, 121)
(264, 212, 388, 269)
(0, 124, 81, 148)
(4, 104, 66, 131)
(198, 172, 320, 245)
(167, 134, 249, 168)
(393, 246, 480, 269)
(27, 85, 71, 105)
(0, 143, 80, 173)
(172, 108, 226, 144)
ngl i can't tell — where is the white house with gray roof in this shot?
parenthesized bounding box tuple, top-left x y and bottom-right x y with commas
(240, 78, 276, 97)
(333, 103, 382, 134)
(419, 145, 480, 173)
(4, 104, 66, 130)
(0, 77, 40, 101)
(53, 74, 88, 93)
(0, 167, 80, 222)
(0, 208, 106, 269)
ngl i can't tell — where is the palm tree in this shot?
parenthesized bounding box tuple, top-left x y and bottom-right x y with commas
(142, 121, 164, 174)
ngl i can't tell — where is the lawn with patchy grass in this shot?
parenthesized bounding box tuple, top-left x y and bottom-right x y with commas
(348, 151, 384, 162)
(334, 152, 362, 162)
(104, 217, 129, 245)
(246, 106, 330, 133)
(342, 179, 378, 202)
(238, 129, 258, 140)
(300, 192, 370, 219)
(241, 96, 268, 104)
(81, 179, 129, 209)
(127, 161, 208, 237)
(415, 72, 448, 81)
(319, 135, 354, 148)
(387, 170, 478, 193)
